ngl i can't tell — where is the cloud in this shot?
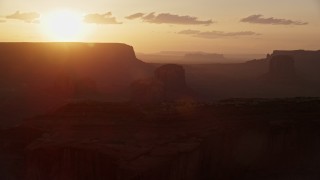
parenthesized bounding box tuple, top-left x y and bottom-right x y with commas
(177, 30, 201, 35)
(128, 12, 213, 25)
(241, 14, 308, 25)
(178, 29, 260, 39)
(6, 11, 40, 23)
(125, 13, 145, 20)
(84, 12, 122, 24)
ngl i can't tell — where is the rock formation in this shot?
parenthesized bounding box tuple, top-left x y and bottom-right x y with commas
(269, 55, 296, 79)
(74, 77, 98, 99)
(155, 64, 187, 91)
(262, 55, 298, 83)
(270, 50, 320, 82)
(0, 43, 153, 127)
(246, 50, 320, 81)
(131, 64, 196, 103)
(271, 50, 320, 61)
(2, 98, 320, 179)
(0, 42, 152, 89)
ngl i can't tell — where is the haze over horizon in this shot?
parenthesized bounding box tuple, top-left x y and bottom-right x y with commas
(0, 0, 319, 54)
(2, 2, 320, 179)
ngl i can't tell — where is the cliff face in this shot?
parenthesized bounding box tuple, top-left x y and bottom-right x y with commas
(0, 43, 153, 127)
(270, 50, 320, 82)
(26, 147, 118, 180)
(0, 43, 137, 63)
(1, 99, 320, 179)
(0, 43, 150, 85)
(262, 55, 298, 83)
(269, 55, 295, 76)
(272, 50, 320, 61)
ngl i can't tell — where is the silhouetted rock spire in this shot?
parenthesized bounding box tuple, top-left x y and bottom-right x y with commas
(155, 64, 186, 91)
(131, 64, 196, 103)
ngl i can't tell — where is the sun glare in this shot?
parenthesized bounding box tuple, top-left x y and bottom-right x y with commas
(42, 10, 85, 42)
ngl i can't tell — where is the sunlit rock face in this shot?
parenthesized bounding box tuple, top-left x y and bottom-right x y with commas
(131, 64, 196, 103)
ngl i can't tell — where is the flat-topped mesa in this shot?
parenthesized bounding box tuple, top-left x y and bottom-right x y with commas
(0, 42, 145, 82)
(271, 50, 320, 60)
(66, 43, 139, 64)
(0, 42, 151, 87)
(0, 42, 138, 63)
(0, 43, 152, 124)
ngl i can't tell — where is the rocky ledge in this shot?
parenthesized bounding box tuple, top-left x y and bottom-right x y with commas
(1, 98, 320, 179)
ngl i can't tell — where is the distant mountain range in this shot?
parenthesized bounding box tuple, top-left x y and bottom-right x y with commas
(137, 51, 266, 64)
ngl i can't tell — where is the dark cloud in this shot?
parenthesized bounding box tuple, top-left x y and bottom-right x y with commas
(84, 12, 122, 24)
(128, 12, 213, 25)
(178, 30, 260, 39)
(125, 13, 145, 20)
(142, 13, 156, 21)
(241, 14, 308, 25)
(6, 11, 40, 23)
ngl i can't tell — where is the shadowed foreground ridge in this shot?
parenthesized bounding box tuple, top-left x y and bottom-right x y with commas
(1, 98, 320, 180)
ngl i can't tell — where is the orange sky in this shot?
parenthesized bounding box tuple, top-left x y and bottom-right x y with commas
(0, 0, 319, 53)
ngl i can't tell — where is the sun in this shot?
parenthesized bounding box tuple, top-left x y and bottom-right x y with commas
(42, 10, 85, 42)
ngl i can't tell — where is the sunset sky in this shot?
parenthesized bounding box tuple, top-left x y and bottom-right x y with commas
(0, 0, 319, 53)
